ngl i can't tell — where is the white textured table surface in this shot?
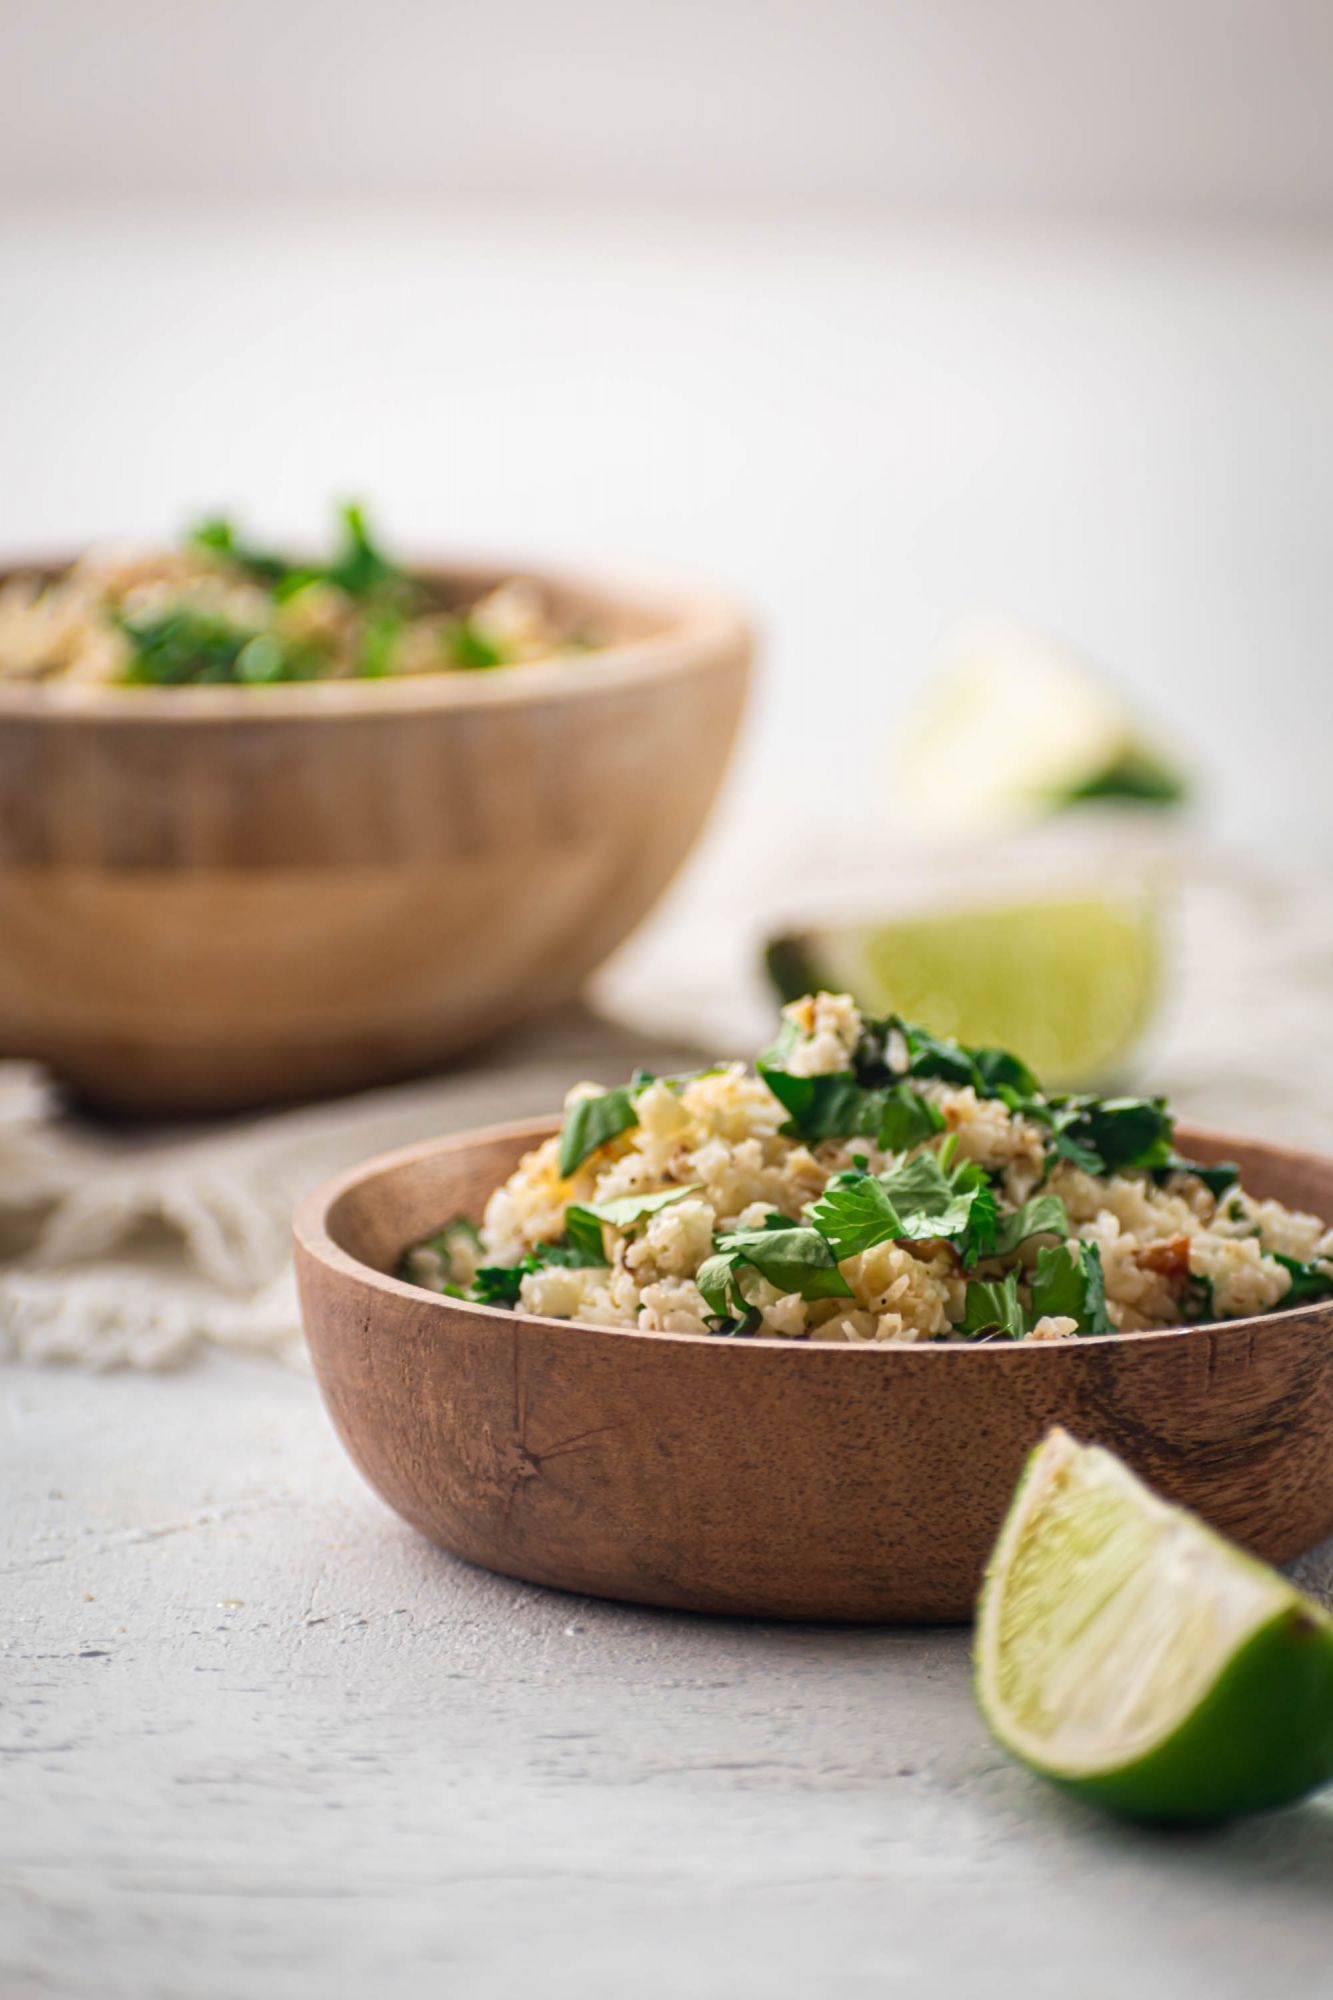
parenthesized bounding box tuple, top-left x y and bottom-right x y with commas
(5, 1357, 1332, 2000)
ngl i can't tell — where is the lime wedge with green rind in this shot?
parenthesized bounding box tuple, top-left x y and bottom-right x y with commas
(765, 886, 1161, 1088)
(976, 1430, 1333, 1824)
(895, 629, 1188, 833)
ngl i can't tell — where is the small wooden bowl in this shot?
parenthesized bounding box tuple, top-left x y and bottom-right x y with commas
(0, 561, 750, 1113)
(296, 1118, 1333, 1622)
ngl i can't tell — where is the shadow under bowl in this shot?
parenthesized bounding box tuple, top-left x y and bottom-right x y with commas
(294, 1117, 1333, 1622)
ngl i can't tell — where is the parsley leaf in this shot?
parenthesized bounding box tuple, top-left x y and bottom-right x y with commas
(805, 1148, 1000, 1264)
(1273, 1254, 1333, 1306)
(705, 1307, 765, 1338)
(471, 1233, 607, 1308)
(446, 615, 508, 669)
(190, 516, 296, 588)
(1157, 1153, 1240, 1201)
(323, 501, 406, 599)
(959, 1270, 1028, 1341)
(563, 1184, 700, 1259)
(1014, 1093, 1175, 1176)
(1181, 1273, 1216, 1323)
(558, 1086, 641, 1177)
(757, 1059, 944, 1151)
(990, 1193, 1069, 1259)
(1030, 1240, 1113, 1334)
(700, 1216, 854, 1316)
(805, 1171, 903, 1261)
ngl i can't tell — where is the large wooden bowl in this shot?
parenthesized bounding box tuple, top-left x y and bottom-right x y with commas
(295, 1118, 1333, 1623)
(0, 561, 750, 1112)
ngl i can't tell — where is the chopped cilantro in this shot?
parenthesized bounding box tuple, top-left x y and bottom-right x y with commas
(1157, 1154, 1241, 1201)
(698, 1216, 853, 1318)
(1013, 1092, 1175, 1177)
(558, 1086, 640, 1177)
(705, 1306, 764, 1338)
(1180, 1273, 1216, 1323)
(990, 1192, 1070, 1259)
(805, 1147, 999, 1264)
(1273, 1254, 1333, 1306)
(470, 1233, 607, 1308)
(563, 1184, 700, 1259)
(322, 501, 407, 600)
(756, 1057, 943, 1151)
(1030, 1240, 1113, 1335)
(357, 609, 403, 678)
(959, 1270, 1028, 1342)
(446, 616, 507, 669)
(189, 516, 296, 588)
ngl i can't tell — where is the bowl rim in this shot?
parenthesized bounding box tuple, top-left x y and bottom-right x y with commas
(0, 553, 753, 723)
(293, 1114, 1333, 1357)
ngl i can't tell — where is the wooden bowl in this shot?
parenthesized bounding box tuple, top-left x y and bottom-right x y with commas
(0, 561, 750, 1113)
(295, 1118, 1333, 1623)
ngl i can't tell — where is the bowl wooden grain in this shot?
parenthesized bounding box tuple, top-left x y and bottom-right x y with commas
(0, 561, 750, 1113)
(295, 1117, 1333, 1623)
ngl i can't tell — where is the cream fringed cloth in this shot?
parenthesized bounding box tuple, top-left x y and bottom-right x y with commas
(0, 1012, 703, 1372)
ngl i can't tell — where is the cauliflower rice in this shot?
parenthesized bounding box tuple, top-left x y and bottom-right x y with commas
(403, 993, 1333, 1344)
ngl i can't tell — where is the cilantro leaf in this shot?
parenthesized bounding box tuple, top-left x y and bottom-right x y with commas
(562, 1208, 609, 1264)
(1015, 1093, 1175, 1176)
(972, 1046, 1041, 1097)
(1181, 1273, 1216, 1323)
(1070, 1097, 1174, 1172)
(805, 1149, 999, 1264)
(1273, 1254, 1333, 1306)
(563, 1184, 700, 1259)
(876, 1085, 948, 1151)
(1030, 1240, 1113, 1335)
(558, 1086, 640, 1177)
(119, 608, 253, 687)
(805, 1172, 904, 1261)
(701, 1217, 854, 1315)
(470, 1232, 607, 1308)
(190, 515, 296, 587)
(696, 1250, 744, 1320)
(397, 1214, 483, 1290)
(757, 1057, 943, 1151)
(447, 615, 508, 669)
(706, 1307, 764, 1338)
(959, 1271, 1028, 1341)
(990, 1193, 1069, 1259)
(1158, 1153, 1240, 1201)
(323, 501, 405, 599)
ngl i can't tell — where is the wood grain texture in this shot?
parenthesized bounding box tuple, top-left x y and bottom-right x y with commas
(294, 1119, 1333, 1624)
(0, 563, 751, 1112)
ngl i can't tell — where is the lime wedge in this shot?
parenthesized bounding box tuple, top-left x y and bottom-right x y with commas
(765, 885, 1160, 1087)
(896, 628, 1187, 834)
(976, 1430, 1333, 1824)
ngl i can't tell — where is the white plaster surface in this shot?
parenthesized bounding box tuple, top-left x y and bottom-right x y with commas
(4, 1357, 1332, 1999)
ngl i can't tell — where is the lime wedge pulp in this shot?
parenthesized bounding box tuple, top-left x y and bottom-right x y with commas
(894, 627, 1188, 834)
(766, 884, 1161, 1088)
(975, 1430, 1333, 1824)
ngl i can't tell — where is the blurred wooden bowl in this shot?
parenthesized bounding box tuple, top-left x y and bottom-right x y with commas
(0, 561, 751, 1112)
(294, 1119, 1333, 1624)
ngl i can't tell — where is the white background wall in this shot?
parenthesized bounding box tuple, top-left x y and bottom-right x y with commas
(2, 1, 1331, 859)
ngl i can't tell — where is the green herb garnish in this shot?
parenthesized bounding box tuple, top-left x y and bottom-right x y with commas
(805, 1145, 1000, 1264)
(697, 1215, 853, 1319)
(1273, 1254, 1333, 1307)
(557, 1086, 641, 1177)
(959, 1270, 1028, 1342)
(1030, 1240, 1114, 1335)
(563, 1184, 700, 1260)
